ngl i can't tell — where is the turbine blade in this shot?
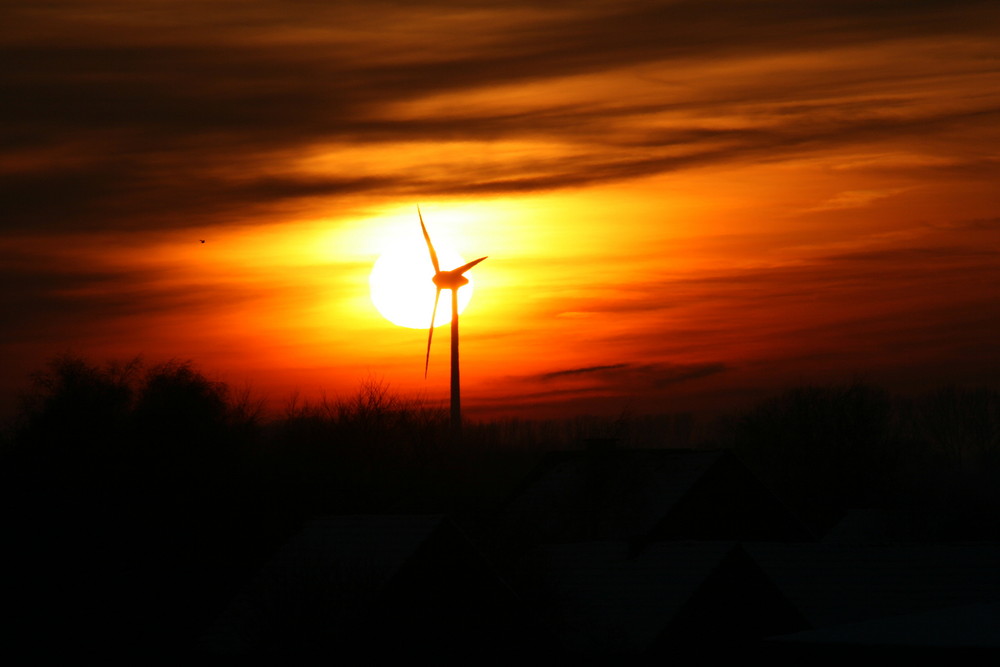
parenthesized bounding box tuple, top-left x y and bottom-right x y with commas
(454, 256, 488, 275)
(424, 287, 441, 378)
(418, 206, 440, 274)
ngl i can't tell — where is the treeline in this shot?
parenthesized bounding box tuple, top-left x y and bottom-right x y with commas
(711, 381, 1000, 537)
(4, 356, 1000, 538)
(2, 356, 1000, 656)
(0, 355, 550, 657)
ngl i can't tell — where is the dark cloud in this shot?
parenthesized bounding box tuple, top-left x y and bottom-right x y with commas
(540, 363, 629, 380)
(535, 361, 728, 387)
(487, 360, 731, 417)
(640, 362, 729, 388)
(2, 0, 998, 232)
(931, 216, 1000, 231)
(819, 245, 1000, 265)
(549, 233, 1000, 322)
(0, 260, 260, 344)
(523, 230, 1000, 396)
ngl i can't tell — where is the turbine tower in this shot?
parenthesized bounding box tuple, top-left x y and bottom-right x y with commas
(419, 206, 487, 439)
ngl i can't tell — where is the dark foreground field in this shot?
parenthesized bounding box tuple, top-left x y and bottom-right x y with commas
(3, 356, 999, 661)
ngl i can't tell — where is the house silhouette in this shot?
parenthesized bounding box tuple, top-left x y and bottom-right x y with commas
(205, 515, 551, 661)
(488, 448, 812, 549)
(526, 541, 808, 658)
(752, 543, 1000, 658)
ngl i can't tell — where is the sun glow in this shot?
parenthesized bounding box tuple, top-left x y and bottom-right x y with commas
(369, 235, 474, 329)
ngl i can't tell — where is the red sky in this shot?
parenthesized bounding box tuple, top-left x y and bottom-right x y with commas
(2, 0, 999, 420)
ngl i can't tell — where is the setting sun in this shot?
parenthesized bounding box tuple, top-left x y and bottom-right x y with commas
(370, 232, 474, 329)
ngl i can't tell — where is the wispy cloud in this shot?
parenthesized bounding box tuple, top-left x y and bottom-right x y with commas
(540, 363, 630, 380)
(535, 361, 728, 387)
(3, 1, 998, 232)
(806, 187, 910, 212)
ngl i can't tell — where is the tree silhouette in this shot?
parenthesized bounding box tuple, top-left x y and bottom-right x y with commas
(3, 355, 268, 657)
(723, 381, 898, 531)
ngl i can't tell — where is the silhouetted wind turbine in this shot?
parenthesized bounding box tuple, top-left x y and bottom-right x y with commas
(419, 206, 486, 438)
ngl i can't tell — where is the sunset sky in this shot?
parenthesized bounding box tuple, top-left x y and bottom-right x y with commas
(3, 0, 999, 420)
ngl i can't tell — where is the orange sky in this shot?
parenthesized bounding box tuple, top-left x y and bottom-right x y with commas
(2, 1, 999, 420)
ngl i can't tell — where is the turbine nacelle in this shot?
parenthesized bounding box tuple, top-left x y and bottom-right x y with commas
(432, 257, 487, 290)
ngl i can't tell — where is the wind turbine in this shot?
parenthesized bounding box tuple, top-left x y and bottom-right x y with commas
(419, 206, 487, 438)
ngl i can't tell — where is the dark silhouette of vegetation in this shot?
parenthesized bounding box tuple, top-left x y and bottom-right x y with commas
(3, 355, 267, 658)
(715, 380, 1000, 536)
(1, 356, 545, 658)
(3, 355, 1000, 658)
(713, 382, 898, 531)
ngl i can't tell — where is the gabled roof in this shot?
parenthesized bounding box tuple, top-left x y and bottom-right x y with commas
(529, 541, 807, 654)
(822, 508, 935, 543)
(490, 448, 810, 545)
(770, 601, 1000, 649)
(263, 514, 445, 588)
(746, 543, 1000, 629)
(206, 515, 539, 658)
(205, 516, 444, 653)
